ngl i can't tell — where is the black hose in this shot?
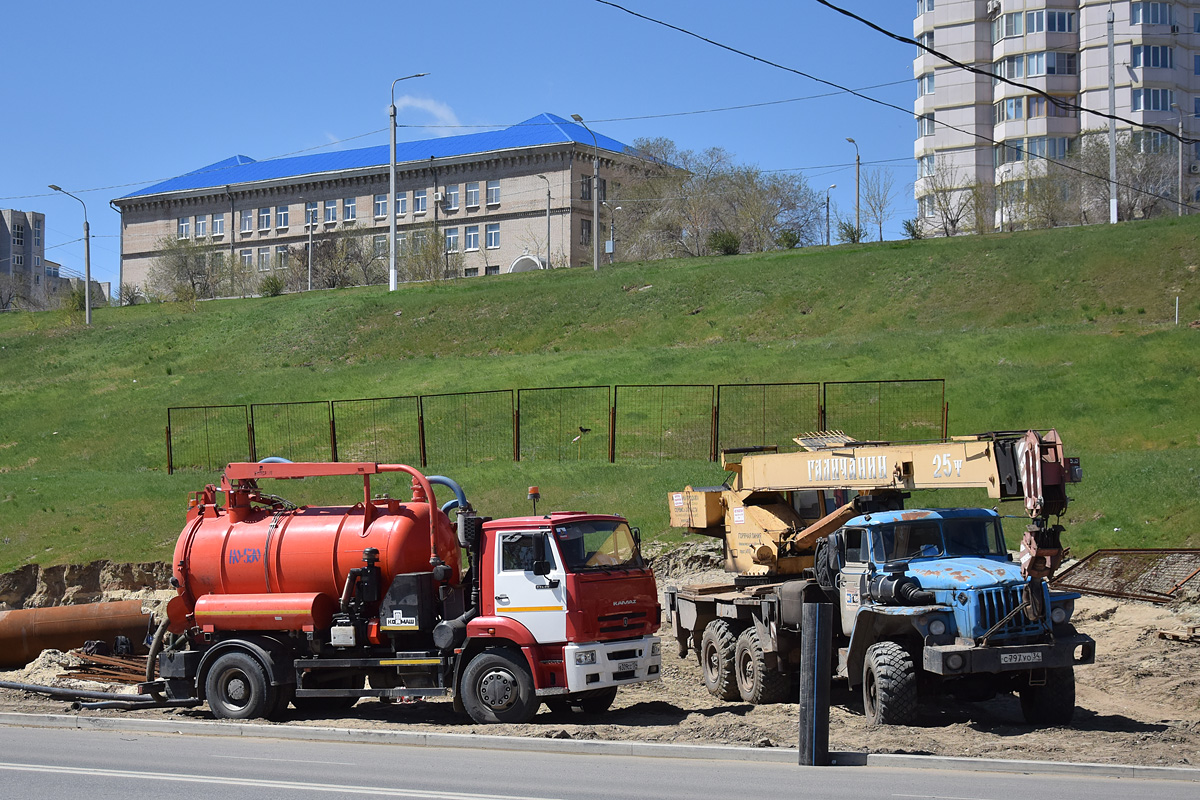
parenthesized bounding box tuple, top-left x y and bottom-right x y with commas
(74, 698, 201, 711)
(0, 680, 141, 701)
(145, 614, 171, 683)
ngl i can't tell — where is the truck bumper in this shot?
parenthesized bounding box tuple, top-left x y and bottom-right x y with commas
(562, 636, 660, 692)
(923, 633, 1095, 676)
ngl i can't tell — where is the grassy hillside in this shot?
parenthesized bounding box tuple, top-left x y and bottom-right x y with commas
(1, 217, 1198, 573)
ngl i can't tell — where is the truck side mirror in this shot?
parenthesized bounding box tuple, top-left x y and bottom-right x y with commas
(532, 560, 551, 576)
(532, 534, 550, 575)
(828, 533, 847, 571)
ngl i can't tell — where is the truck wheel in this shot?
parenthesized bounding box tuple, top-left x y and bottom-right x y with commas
(862, 641, 917, 726)
(734, 628, 791, 704)
(461, 648, 540, 724)
(700, 620, 740, 701)
(205, 651, 272, 720)
(1019, 667, 1075, 726)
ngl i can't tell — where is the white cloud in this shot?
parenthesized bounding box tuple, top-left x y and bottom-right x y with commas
(393, 96, 461, 137)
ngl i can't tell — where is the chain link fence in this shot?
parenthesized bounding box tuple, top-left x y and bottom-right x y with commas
(517, 386, 611, 462)
(167, 380, 946, 472)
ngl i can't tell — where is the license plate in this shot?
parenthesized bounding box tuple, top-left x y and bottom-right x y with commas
(1000, 651, 1043, 665)
(617, 660, 637, 671)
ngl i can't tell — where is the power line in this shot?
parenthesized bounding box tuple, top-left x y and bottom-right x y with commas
(595, 0, 1193, 211)
(814, 0, 1192, 144)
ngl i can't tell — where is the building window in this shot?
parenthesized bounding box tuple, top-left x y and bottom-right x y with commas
(275, 245, 289, 270)
(396, 192, 408, 215)
(396, 232, 407, 255)
(212, 213, 225, 236)
(276, 206, 289, 228)
(258, 207, 271, 230)
(305, 201, 318, 225)
(34, 256, 41, 268)
(373, 234, 387, 257)
(445, 227, 459, 253)
(1026, 136, 1073, 161)
(597, 178, 606, 202)
(1026, 10, 1043, 33)
(464, 225, 479, 251)
(445, 184, 459, 210)
(324, 200, 337, 223)
(917, 0, 933, 13)
(1131, 2, 1172, 26)
(177, 217, 190, 239)
(485, 222, 500, 249)
(581, 218, 592, 246)
(414, 189, 427, 214)
(240, 209, 253, 233)
(240, 248, 253, 267)
(1194, 97, 1200, 118)
(994, 139, 1026, 166)
(917, 72, 935, 96)
(991, 12, 1023, 43)
(917, 113, 935, 137)
(195, 215, 207, 238)
(916, 31, 933, 50)
(464, 267, 479, 277)
(1133, 130, 1171, 153)
(33, 220, 41, 247)
(1047, 52, 1077, 75)
(1046, 11, 1074, 32)
(1132, 87, 1175, 111)
(1195, 11, 1200, 33)
(1133, 46, 1174, 69)
(12, 254, 23, 268)
(465, 182, 480, 207)
(1028, 95, 1077, 118)
(343, 197, 356, 222)
(374, 194, 387, 218)
(485, 265, 499, 276)
(995, 55, 1025, 81)
(917, 153, 935, 178)
(412, 230, 427, 251)
(486, 180, 500, 205)
(12, 224, 23, 247)
(580, 175, 592, 201)
(993, 96, 1024, 124)
(917, 195, 934, 218)
(257, 247, 271, 271)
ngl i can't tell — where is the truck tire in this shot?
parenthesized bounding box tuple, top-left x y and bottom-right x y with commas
(734, 628, 791, 705)
(862, 641, 917, 726)
(1019, 667, 1075, 726)
(205, 651, 273, 720)
(700, 620, 740, 701)
(461, 648, 540, 724)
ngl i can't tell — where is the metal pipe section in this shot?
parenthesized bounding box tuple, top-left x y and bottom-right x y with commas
(0, 680, 142, 701)
(798, 602, 832, 766)
(0, 600, 151, 668)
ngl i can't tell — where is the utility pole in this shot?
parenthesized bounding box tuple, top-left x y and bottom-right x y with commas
(1174, 103, 1185, 216)
(389, 73, 429, 292)
(48, 185, 90, 325)
(846, 138, 860, 237)
(537, 174, 551, 268)
(825, 184, 836, 246)
(572, 115, 600, 271)
(1108, 7, 1118, 224)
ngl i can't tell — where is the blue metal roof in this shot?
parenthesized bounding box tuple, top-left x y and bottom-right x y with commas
(119, 114, 637, 200)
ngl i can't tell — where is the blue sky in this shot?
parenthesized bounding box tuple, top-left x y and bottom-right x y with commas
(1, 1, 917, 292)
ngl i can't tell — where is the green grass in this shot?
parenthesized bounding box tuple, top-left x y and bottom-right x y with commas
(1, 216, 1198, 572)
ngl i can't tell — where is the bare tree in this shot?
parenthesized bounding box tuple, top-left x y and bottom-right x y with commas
(922, 161, 973, 237)
(966, 179, 997, 235)
(0, 274, 24, 311)
(862, 168, 899, 241)
(147, 236, 223, 305)
(1072, 129, 1177, 223)
(1022, 158, 1083, 229)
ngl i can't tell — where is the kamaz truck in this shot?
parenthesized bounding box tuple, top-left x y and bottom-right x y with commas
(664, 430, 1095, 725)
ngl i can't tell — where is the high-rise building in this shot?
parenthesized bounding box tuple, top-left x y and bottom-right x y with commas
(914, 0, 1200, 230)
(1, 209, 50, 308)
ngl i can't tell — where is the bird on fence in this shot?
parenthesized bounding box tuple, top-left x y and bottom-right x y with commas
(572, 427, 592, 443)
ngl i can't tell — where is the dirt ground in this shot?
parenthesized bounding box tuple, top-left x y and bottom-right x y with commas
(1, 546, 1199, 767)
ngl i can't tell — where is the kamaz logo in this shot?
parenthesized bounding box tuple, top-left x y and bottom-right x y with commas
(612, 599, 636, 607)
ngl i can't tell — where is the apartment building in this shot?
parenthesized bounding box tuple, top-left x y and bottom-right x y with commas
(914, 0, 1200, 228)
(1, 209, 52, 308)
(113, 114, 646, 294)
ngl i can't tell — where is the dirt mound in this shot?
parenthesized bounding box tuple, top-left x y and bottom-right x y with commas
(645, 538, 723, 582)
(0, 560, 171, 610)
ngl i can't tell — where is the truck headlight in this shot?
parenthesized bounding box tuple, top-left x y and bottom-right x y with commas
(946, 653, 965, 671)
(928, 618, 947, 637)
(651, 641, 661, 656)
(575, 650, 597, 665)
(1051, 606, 1068, 625)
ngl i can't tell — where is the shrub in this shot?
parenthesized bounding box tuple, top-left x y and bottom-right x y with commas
(259, 273, 286, 297)
(706, 230, 741, 256)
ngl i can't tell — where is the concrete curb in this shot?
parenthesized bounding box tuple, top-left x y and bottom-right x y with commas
(0, 712, 1196, 781)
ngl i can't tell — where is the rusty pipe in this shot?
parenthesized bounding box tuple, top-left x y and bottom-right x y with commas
(0, 600, 151, 668)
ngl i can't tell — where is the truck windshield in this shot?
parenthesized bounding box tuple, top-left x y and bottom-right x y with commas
(870, 517, 1005, 563)
(554, 520, 644, 572)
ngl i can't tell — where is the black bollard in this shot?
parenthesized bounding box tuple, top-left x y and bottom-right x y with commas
(798, 602, 832, 766)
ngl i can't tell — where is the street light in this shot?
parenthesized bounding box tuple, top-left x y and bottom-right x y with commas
(825, 184, 836, 246)
(571, 114, 600, 272)
(304, 200, 316, 291)
(1172, 102, 1185, 217)
(537, 174, 551, 268)
(845, 137, 860, 238)
(602, 201, 621, 264)
(48, 184, 91, 325)
(389, 72, 430, 292)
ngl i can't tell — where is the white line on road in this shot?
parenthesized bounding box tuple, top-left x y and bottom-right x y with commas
(0, 762, 562, 800)
(894, 795, 998, 800)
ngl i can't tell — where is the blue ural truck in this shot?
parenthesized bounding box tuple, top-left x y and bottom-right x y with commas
(664, 430, 1095, 726)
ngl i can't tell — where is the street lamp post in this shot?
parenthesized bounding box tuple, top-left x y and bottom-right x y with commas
(825, 184, 836, 246)
(48, 184, 91, 325)
(537, 174, 551, 268)
(306, 202, 316, 291)
(1173, 102, 1185, 216)
(602, 201, 621, 264)
(845, 137, 860, 238)
(389, 72, 429, 292)
(571, 114, 600, 271)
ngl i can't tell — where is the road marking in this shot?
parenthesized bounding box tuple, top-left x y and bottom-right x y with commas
(212, 755, 356, 766)
(895, 795, 997, 800)
(0, 762, 561, 800)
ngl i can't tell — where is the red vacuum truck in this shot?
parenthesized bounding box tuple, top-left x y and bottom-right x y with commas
(141, 461, 661, 724)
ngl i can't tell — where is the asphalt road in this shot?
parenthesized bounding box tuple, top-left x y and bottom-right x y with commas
(0, 724, 1194, 800)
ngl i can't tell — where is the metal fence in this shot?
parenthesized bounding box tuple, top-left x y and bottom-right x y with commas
(166, 379, 947, 473)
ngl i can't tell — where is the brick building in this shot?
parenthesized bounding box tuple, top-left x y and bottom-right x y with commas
(113, 114, 647, 295)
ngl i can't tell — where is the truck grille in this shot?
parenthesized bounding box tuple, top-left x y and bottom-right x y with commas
(598, 610, 647, 634)
(974, 587, 1043, 639)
